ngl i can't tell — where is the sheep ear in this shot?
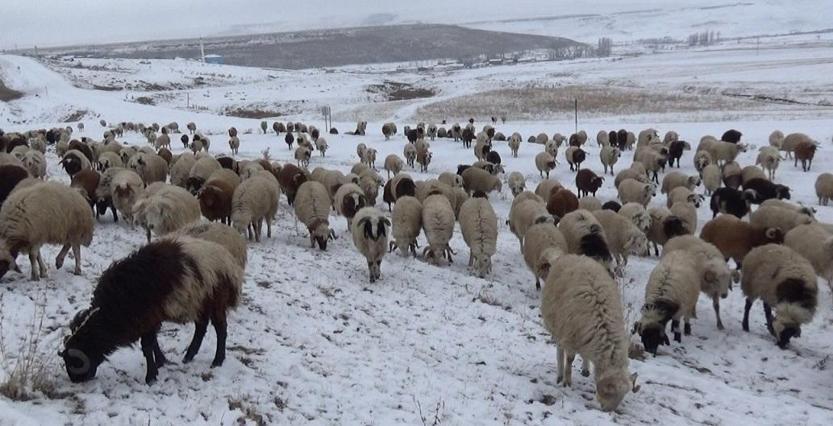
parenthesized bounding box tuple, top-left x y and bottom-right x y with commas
(381, 217, 391, 227)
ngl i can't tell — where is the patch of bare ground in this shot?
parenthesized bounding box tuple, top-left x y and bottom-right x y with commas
(416, 84, 761, 121)
(224, 107, 285, 119)
(0, 80, 23, 102)
(367, 81, 437, 101)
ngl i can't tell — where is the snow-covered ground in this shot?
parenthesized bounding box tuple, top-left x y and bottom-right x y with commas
(1, 33, 833, 425)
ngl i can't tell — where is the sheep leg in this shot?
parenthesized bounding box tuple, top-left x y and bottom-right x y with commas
(151, 333, 169, 368)
(535, 277, 541, 291)
(684, 320, 692, 336)
(140, 333, 159, 384)
(742, 298, 753, 332)
(580, 358, 590, 377)
(563, 352, 575, 387)
(556, 346, 565, 383)
(72, 244, 82, 275)
(28, 248, 40, 281)
(266, 217, 272, 239)
(183, 316, 209, 364)
(713, 297, 725, 330)
(671, 319, 682, 343)
(763, 303, 775, 336)
(210, 310, 228, 368)
(55, 244, 71, 270)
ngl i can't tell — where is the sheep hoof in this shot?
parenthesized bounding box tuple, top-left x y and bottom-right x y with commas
(717, 321, 725, 330)
(211, 358, 224, 368)
(145, 374, 157, 385)
(581, 369, 590, 377)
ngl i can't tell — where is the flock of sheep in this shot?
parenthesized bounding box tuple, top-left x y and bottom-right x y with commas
(0, 117, 829, 412)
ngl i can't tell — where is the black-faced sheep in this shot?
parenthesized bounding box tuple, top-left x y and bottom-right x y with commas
(535, 152, 557, 178)
(749, 204, 813, 234)
(709, 187, 752, 218)
(173, 222, 247, 269)
(351, 207, 390, 283)
(564, 146, 586, 172)
(741, 244, 817, 348)
(558, 209, 612, 270)
(60, 237, 243, 384)
(541, 254, 638, 412)
(575, 169, 604, 197)
(335, 183, 367, 228)
(0, 182, 94, 280)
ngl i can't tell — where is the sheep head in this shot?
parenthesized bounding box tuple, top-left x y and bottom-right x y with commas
(596, 370, 637, 412)
(775, 184, 791, 200)
(60, 307, 106, 383)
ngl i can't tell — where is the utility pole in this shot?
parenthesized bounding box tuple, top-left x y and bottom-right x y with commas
(200, 38, 206, 63)
(574, 98, 578, 134)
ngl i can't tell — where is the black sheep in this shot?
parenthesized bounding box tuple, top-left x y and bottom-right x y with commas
(180, 134, 189, 149)
(742, 178, 790, 204)
(667, 140, 690, 168)
(485, 150, 501, 166)
(0, 164, 30, 209)
(285, 132, 294, 149)
(710, 187, 753, 218)
(617, 129, 629, 150)
(462, 127, 475, 149)
(602, 201, 621, 212)
(60, 238, 243, 384)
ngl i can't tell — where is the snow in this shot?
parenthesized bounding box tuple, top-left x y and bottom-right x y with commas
(1, 33, 833, 425)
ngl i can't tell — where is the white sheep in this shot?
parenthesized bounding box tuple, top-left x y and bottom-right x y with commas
(421, 193, 455, 265)
(614, 167, 648, 189)
(600, 144, 620, 176)
(815, 173, 833, 206)
(231, 176, 280, 242)
(534, 179, 562, 200)
(461, 167, 502, 195)
(634, 251, 700, 355)
(535, 151, 557, 178)
(132, 184, 201, 243)
(295, 146, 311, 169)
(110, 169, 145, 223)
(593, 209, 648, 271)
(741, 244, 818, 348)
(403, 144, 417, 168)
(661, 172, 700, 195)
(187, 156, 221, 193)
(21, 150, 46, 179)
(760, 199, 815, 219)
(558, 209, 612, 270)
(507, 172, 526, 197)
(438, 172, 463, 189)
(769, 130, 785, 149)
(363, 148, 378, 169)
(384, 154, 404, 178)
(129, 152, 168, 185)
(540, 254, 639, 412)
(578, 196, 602, 212)
(663, 236, 733, 329)
(173, 221, 247, 269)
(784, 224, 833, 297)
(314, 137, 328, 157)
(750, 204, 814, 234)
(459, 195, 498, 278)
(390, 196, 422, 257)
(170, 155, 197, 188)
(702, 164, 721, 195)
(618, 202, 651, 233)
(646, 207, 684, 256)
(755, 146, 782, 180)
(509, 198, 552, 251)
(618, 178, 655, 207)
(0, 182, 94, 280)
(294, 181, 334, 250)
(351, 207, 390, 283)
(508, 133, 521, 157)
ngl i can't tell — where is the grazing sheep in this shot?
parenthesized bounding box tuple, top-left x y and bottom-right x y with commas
(421, 193, 456, 265)
(750, 204, 813, 234)
(507, 172, 525, 197)
(351, 207, 390, 283)
(390, 196, 422, 257)
(700, 214, 783, 269)
(294, 181, 334, 250)
(741, 244, 817, 348)
(780, 132, 811, 159)
(547, 188, 579, 219)
(618, 178, 654, 207)
(815, 173, 833, 205)
(618, 202, 651, 233)
(535, 151, 557, 178)
(702, 164, 721, 195)
(633, 251, 701, 355)
(59, 237, 242, 384)
(593, 209, 648, 270)
(575, 169, 604, 197)
(70, 169, 101, 211)
(558, 209, 612, 269)
(335, 183, 367, 228)
(709, 187, 752, 218)
(173, 222, 247, 269)
(0, 182, 94, 280)
(461, 167, 502, 195)
(743, 178, 790, 204)
(661, 172, 700, 195)
(186, 156, 221, 194)
(459, 194, 498, 278)
(110, 169, 145, 223)
(794, 140, 817, 171)
(130, 185, 196, 239)
(599, 145, 620, 175)
(197, 173, 239, 225)
(509, 198, 552, 251)
(540, 254, 638, 412)
(231, 176, 280, 242)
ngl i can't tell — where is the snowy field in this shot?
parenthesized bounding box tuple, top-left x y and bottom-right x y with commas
(2, 27, 833, 425)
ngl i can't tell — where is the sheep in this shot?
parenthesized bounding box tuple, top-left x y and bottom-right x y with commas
(780, 132, 812, 159)
(227, 136, 240, 155)
(186, 122, 197, 134)
(750, 204, 813, 234)
(785, 224, 833, 297)
(508, 133, 522, 157)
(70, 169, 101, 211)
(743, 178, 790, 204)
(129, 152, 168, 185)
(661, 172, 700, 195)
(540, 254, 639, 412)
(382, 123, 396, 140)
(416, 148, 432, 173)
(461, 166, 502, 195)
(709, 187, 752, 218)
(381, 154, 404, 179)
(666, 187, 702, 209)
(575, 169, 604, 198)
(383, 173, 416, 210)
(186, 156, 222, 195)
(350, 207, 390, 283)
(740, 244, 817, 348)
(110, 169, 145, 223)
(275, 163, 307, 206)
(294, 181, 334, 250)
(578, 196, 602, 212)
(173, 222, 247, 269)
(599, 145, 620, 176)
(618, 202, 651, 234)
(59, 237, 243, 384)
(389, 196, 422, 257)
(96, 151, 123, 171)
(507, 172, 526, 197)
(617, 178, 654, 207)
(614, 166, 649, 188)
(421, 193, 456, 265)
(564, 146, 586, 172)
(669, 195, 698, 235)
(597, 130, 610, 146)
(133, 184, 201, 242)
(512, 191, 544, 209)
(473, 138, 491, 161)
(633, 251, 701, 355)
(558, 209, 612, 269)
(755, 146, 782, 180)
(700, 214, 783, 269)
(231, 176, 280, 243)
(768, 130, 785, 148)
(667, 140, 691, 168)
(637, 149, 666, 183)
(0, 165, 30, 210)
(313, 136, 328, 157)
(170, 154, 197, 189)
(197, 174, 238, 225)
(334, 183, 367, 228)
(693, 150, 712, 176)
(509, 198, 552, 251)
(294, 146, 311, 169)
(534, 180, 562, 200)
(521, 222, 567, 290)
(438, 171, 464, 190)
(0, 182, 94, 280)
(794, 140, 817, 172)
(0, 153, 23, 168)
(547, 188, 579, 219)
(535, 151, 557, 178)
(740, 166, 767, 186)
(535, 133, 549, 145)
(21, 150, 46, 179)
(61, 149, 92, 177)
(459, 194, 498, 278)
(646, 207, 686, 256)
(593, 209, 648, 271)
(702, 164, 721, 195)
(760, 199, 815, 219)
(815, 173, 833, 205)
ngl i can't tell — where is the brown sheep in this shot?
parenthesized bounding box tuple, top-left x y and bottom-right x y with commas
(547, 188, 579, 218)
(197, 178, 236, 224)
(575, 169, 604, 197)
(70, 169, 101, 212)
(276, 163, 308, 206)
(794, 140, 817, 172)
(700, 214, 783, 270)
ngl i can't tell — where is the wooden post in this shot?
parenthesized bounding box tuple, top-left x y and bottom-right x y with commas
(574, 98, 578, 134)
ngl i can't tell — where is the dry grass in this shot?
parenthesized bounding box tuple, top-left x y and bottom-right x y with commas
(416, 84, 758, 121)
(0, 80, 23, 102)
(0, 294, 58, 401)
